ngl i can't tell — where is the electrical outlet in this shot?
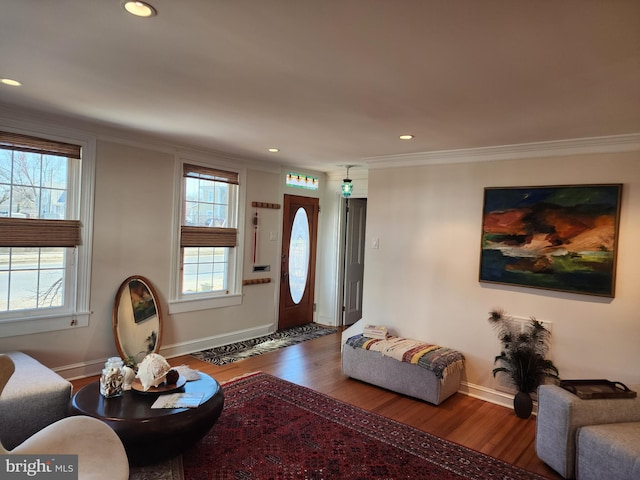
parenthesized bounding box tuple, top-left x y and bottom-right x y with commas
(511, 315, 552, 333)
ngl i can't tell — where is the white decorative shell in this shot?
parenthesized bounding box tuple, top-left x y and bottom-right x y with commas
(136, 353, 171, 391)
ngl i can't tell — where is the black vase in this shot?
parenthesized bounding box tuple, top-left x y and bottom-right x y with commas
(513, 391, 533, 418)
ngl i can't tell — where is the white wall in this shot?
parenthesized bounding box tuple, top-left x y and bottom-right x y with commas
(3, 106, 638, 400)
(0, 125, 293, 377)
(363, 151, 640, 401)
(317, 170, 370, 327)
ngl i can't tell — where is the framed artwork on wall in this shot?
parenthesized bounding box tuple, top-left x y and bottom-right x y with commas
(479, 184, 622, 297)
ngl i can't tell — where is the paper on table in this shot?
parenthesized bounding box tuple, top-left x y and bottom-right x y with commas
(151, 392, 204, 409)
(173, 365, 201, 381)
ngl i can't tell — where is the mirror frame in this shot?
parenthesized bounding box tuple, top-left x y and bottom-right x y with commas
(112, 275, 163, 365)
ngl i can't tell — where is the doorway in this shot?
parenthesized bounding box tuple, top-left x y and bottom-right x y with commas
(342, 198, 367, 326)
(278, 194, 319, 330)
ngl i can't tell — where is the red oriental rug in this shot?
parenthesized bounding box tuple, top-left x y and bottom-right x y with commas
(182, 372, 549, 480)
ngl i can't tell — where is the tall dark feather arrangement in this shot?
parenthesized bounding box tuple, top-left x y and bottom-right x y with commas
(488, 309, 560, 393)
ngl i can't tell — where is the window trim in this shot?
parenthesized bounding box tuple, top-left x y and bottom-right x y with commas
(0, 121, 95, 337)
(168, 155, 245, 314)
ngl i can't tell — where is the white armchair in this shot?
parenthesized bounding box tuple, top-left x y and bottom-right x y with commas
(0, 354, 129, 480)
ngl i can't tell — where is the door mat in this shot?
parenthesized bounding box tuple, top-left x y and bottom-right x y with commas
(191, 323, 338, 365)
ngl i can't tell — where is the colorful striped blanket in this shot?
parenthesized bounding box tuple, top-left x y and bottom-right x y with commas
(345, 334, 465, 380)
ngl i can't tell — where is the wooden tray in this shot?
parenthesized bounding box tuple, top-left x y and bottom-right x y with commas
(560, 379, 637, 399)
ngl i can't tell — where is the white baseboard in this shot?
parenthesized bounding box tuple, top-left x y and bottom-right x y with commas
(459, 381, 514, 410)
(159, 323, 275, 360)
(459, 381, 539, 415)
(317, 314, 338, 327)
(56, 325, 536, 417)
(57, 323, 276, 380)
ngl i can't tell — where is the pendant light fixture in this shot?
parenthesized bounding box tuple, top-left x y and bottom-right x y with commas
(341, 166, 354, 198)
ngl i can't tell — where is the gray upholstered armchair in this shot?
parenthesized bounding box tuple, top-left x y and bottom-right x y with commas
(0, 351, 73, 449)
(536, 383, 640, 479)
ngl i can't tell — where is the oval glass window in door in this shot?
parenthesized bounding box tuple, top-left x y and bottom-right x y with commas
(288, 207, 310, 304)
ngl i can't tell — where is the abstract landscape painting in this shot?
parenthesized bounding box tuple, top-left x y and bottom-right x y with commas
(479, 184, 622, 297)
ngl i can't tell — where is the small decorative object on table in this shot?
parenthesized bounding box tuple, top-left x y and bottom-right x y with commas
(135, 353, 172, 391)
(488, 308, 560, 418)
(122, 365, 136, 390)
(100, 357, 125, 398)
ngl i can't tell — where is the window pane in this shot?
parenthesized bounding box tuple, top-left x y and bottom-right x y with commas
(0, 149, 11, 173)
(2, 151, 69, 220)
(185, 177, 199, 202)
(0, 248, 8, 271)
(0, 243, 7, 311)
(41, 155, 67, 188)
(0, 184, 9, 216)
(211, 204, 228, 227)
(196, 203, 209, 226)
(183, 176, 231, 228)
(0, 271, 7, 311)
(10, 248, 35, 270)
(181, 246, 228, 295)
(197, 272, 213, 293)
(13, 151, 42, 188)
(10, 185, 29, 217)
(39, 268, 64, 307)
(288, 207, 310, 304)
(185, 201, 198, 225)
(42, 247, 65, 269)
(40, 188, 65, 218)
(198, 179, 212, 203)
(9, 269, 39, 310)
(0, 247, 68, 314)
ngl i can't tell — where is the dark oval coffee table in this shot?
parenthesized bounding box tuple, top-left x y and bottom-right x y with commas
(70, 372, 224, 466)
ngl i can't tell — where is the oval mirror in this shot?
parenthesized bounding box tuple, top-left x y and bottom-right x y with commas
(112, 275, 163, 366)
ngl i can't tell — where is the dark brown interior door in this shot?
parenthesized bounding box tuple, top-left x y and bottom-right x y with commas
(343, 198, 367, 326)
(278, 194, 319, 330)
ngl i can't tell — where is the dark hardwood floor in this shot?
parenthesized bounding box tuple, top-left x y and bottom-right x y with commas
(71, 328, 561, 479)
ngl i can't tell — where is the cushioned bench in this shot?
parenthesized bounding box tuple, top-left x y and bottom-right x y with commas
(0, 351, 72, 450)
(342, 334, 464, 405)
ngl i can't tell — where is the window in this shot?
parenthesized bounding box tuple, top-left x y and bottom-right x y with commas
(170, 162, 242, 312)
(286, 172, 318, 190)
(0, 128, 94, 336)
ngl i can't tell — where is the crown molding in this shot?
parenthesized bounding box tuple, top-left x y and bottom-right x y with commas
(364, 133, 640, 169)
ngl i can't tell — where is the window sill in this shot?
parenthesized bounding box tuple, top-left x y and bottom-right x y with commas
(0, 311, 90, 338)
(168, 293, 243, 314)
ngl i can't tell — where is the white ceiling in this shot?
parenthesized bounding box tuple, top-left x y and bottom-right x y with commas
(1, 0, 639, 172)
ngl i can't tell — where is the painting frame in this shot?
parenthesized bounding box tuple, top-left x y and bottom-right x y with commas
(479, 184, 622, 297)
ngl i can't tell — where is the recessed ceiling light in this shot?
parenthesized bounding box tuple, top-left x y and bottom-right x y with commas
(1, 78, 22, 87)
(268, 148, 280, 153)
(399, 134, 414, 140)
(122, 1, 157, 17)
